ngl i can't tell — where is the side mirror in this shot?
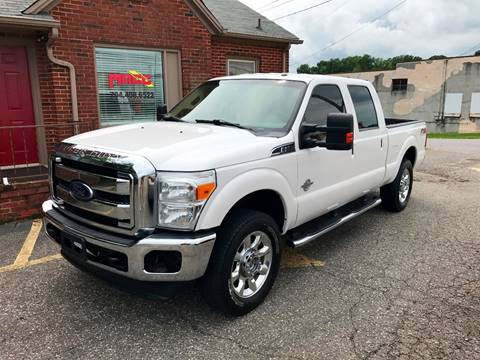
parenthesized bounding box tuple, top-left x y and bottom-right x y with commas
(156, 104, 168, 121)
(300, 113, 354, 151)
(325, 113, 354, 151)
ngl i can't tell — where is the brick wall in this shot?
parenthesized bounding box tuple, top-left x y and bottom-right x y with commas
(0, 180, 50, 223)
(39, 0, 289, 133)
(46, 0, 212, 132)
(211, 36, 288, 77)
(41, 1, 290, 133)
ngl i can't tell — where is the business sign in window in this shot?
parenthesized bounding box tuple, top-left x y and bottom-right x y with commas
(95, 47, 165, 126)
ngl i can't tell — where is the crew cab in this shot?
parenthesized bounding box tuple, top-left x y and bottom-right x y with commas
(43, 73, 427, 315)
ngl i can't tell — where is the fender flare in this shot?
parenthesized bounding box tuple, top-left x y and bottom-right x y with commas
(195, 168, 297, 233)
(385, 135, 418, 184)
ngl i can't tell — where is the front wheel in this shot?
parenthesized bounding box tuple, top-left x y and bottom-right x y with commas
(200, 209, 281, 316)
(380, 159, 413, 212)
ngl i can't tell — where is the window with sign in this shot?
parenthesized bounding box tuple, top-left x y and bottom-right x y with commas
(95, 47, 165, 126)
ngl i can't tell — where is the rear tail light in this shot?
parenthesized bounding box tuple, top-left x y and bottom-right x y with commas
(345, 132, 353, 144)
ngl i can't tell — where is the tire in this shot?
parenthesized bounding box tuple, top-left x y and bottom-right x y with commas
(200, 209, 281, 316)
(380, 159, 413, 212)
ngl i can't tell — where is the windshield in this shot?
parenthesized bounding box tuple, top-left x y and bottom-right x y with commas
(168, 79, 307, 136)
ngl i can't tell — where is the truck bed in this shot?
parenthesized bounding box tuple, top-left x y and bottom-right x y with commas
(385, 118, 423, 128)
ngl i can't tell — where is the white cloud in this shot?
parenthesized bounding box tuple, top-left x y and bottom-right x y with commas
(239, 0, 480, 71)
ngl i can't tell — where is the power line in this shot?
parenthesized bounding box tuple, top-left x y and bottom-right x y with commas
(271, 0, 351, 21)
(255, 0, 284, 11)
(460, 42, 480, 56)
(327, 0, 353, 17)
(273, 0, 336, 21)
(293, 0, 408, 67)
(259, 0, 298, 13)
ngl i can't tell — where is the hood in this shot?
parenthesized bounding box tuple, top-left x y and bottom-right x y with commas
(63, 122, 288, 171)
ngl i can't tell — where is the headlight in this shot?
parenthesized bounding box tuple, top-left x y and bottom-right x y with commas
(157, 170, 216, 230)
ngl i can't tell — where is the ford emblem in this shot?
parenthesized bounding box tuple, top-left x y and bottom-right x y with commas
(69, 180, 94, 201)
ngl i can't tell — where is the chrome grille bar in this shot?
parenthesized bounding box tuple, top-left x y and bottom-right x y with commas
(55, 163, 130, 195)
(56, 186, 132, 221)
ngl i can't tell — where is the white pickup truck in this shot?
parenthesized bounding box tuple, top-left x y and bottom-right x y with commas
(43, 73, 426, 315)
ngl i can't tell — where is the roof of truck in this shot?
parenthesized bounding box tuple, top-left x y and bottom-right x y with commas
(212, 73, 372, 86)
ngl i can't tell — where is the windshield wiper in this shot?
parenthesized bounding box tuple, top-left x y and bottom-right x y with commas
(159, 114, 187, 122)
(195, 119, 254, 131)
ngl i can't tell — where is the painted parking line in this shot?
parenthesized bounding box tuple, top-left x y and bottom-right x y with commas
(1, 249, 322, 273)
(13, 219, 43, 266)
(281, 247, 325, 268)
(0, 254, 62, 274)
(0, 219, 62, 274)
(1, 219, 323, 274)
(27, 254, 63, 266)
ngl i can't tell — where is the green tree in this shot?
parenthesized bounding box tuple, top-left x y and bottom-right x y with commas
(297, 64, 314, 74)
(428, 55, 447, 60)
(297, 54, 422, 74)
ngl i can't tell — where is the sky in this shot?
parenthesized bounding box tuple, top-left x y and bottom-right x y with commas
(238, 0, 480, 71)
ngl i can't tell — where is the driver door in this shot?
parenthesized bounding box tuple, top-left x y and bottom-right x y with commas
(295, 83, 359, 226)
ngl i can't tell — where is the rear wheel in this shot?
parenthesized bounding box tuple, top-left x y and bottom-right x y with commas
(200, 209, 281, 316)
(380, 159, 413, 212)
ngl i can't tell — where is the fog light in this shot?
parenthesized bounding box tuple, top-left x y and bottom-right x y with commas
(144, 251, 182, 273)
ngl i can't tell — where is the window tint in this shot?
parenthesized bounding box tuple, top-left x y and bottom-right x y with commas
(302, 85, 345, 126)
(168, 79, 306, 135)
(348, 86, 378, 129)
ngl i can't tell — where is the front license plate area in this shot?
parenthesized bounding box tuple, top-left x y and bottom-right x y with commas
(61, 232, 86, 261)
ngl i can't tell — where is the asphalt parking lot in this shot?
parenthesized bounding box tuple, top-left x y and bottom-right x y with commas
(1, 139, 479, 359)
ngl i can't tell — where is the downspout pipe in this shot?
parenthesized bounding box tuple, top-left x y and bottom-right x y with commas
(283, 44, 291, 73)
(46, 28, 79, 134)
(439, 59, 449, 124)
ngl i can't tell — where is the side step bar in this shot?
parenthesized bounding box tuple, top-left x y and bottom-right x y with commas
(288, 197, 382, 248)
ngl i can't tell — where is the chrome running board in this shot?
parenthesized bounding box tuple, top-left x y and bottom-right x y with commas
(288, 197, 382, 248)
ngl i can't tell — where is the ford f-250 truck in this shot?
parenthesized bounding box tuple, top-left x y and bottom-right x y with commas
(43, 73, 426, 315)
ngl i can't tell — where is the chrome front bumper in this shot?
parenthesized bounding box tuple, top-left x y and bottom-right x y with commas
(42, 200, 215, 282)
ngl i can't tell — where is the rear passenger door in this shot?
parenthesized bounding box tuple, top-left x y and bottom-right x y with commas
(347, 85, 388, 192)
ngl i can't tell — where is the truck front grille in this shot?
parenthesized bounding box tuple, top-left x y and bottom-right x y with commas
(50, 143, 157, 237)
(52, 158, 135, 231)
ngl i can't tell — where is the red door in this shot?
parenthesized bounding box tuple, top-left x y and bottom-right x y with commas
(0, 46, 38, 166)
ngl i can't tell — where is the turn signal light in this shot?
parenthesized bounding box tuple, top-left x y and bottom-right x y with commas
(196, 182, 216, 200)
(345, 132, 353, 144)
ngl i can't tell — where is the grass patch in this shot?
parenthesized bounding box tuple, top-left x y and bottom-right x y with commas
(428, 132, 480, 139)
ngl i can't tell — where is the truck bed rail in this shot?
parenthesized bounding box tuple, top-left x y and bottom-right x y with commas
(385, 118, 423, 128)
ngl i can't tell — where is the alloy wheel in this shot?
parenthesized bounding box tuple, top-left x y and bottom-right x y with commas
(398, 168, 411, 204)
(229, 231, 273, 299)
